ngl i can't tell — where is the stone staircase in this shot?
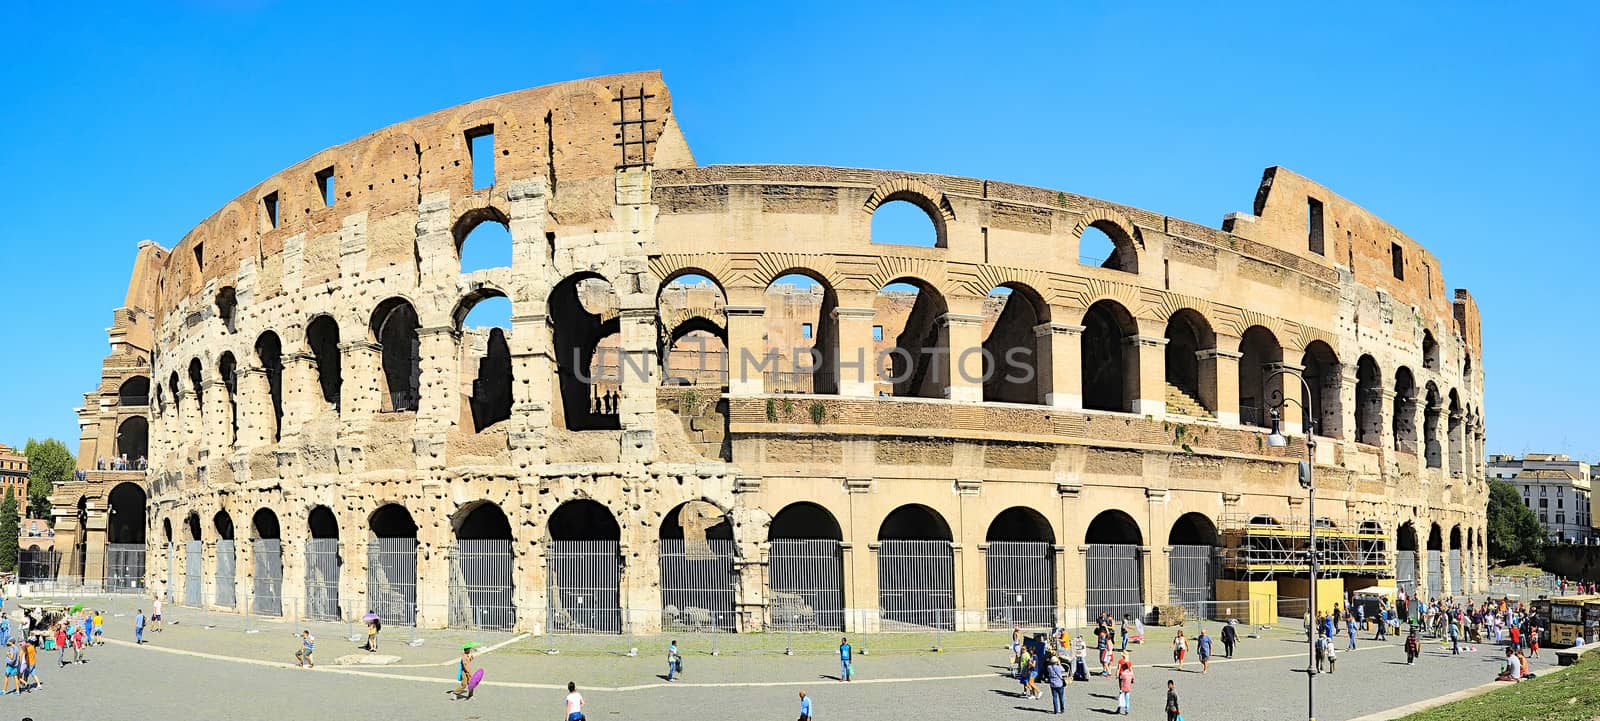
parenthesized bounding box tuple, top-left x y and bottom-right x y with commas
(1165, 382, 1213, 419)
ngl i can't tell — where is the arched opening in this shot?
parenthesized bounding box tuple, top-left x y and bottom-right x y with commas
(660, 500, 736, 632)
(117, 416, 148, 462)
(768, 502, 845, 631)
(764, 272, 839, 394)
(252, 509, 283, 616)
(368, 504, 419, 624)
(1081, 300, 1137, 413)
(1396, 522, 1419, 597)
(457, 293, 513, 432)
(1464, 527, 1475, 593)
(1448, 525, 1464, 595)
(870, 198, 941, 247)
(214, 510, 237, 608)
(1447, 390, 1464, 476)
(1085, 510, 1144, 620)
(1355, 355, 1382, 445)
(306, 315, 343, 413)
(658, 274, 728, 388)
(876, 278, 950, 399)
(1422, 330, 1439, 370)
(305, 506, 341, 620)
(1078, 221, 1138, 273)
(546, 500, 622, 634)
(455, 209, 512, 273)
(985, 507, 1055, 627)
(166, 372, 180, 420)
(550, 274, 622, 431)
(981, 284, 1048, 404)
(878, 504, 954, 630)
(1237, 326, 1283, 428)
(218, 352, 238, 446)
(1392, 367, 1417, 453)
(187, 358, 205, 430)
(1163, 310, 1214, 416)
(104, 482, 147, 592)
(183, 512, 203, 605)
(1301, 341, 1340, 437)
(161, 516, 174, 601)
(255, 332, 284, 441)
(215, 286, 237, 333)
(1427, 523, 1443, 598)
(1168, 512, 1218, 613)
(370, 299, 421, 412)
(118, 376, 150, 406)
(1424, 383, 1443, 468)
(449, 502, 515, 629)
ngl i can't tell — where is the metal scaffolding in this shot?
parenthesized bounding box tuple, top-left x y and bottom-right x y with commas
(1220, 514, 1392, 579)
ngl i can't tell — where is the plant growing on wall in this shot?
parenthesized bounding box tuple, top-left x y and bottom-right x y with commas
(809, 401, 827, 425)
(682, 390, 700, 415)
(766, 398, 778, 422)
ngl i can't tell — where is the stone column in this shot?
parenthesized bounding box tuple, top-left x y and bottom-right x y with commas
(1130, 335, 1168, 420)
(234, 366, 271, 452)
(845, 479, 880, 632)
(278, 352, 319, 440)
(1266, 362, 1305, 436)
(1378, 390, 1398, 454)
(617, 307, 658, 463)
(416, 324, 461, 443)
(339, 341, 383, 419)
(941, 313, 986, 403)
(832, 306, 878, 398)
(1339, 368, 1360, 444)
(724, 305, 767, 396)
(178, 389, 201, 465)
(1033, 323, 1083, 408)
(1198, 346, 1241, 425)
(83, 511, 108, 588)
(510, 312, 554, 466)
(203, 378, 231, 456)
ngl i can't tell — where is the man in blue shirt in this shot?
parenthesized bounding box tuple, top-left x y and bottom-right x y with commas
(798, 690, 813, 721)
(1196, 629, 1213, 674)
(134, 609, 146, 645)
(838, 637, 853, 682)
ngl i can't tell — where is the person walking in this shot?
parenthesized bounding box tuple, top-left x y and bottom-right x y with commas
(1115, 658, 1134, 715)
(1326, 642, 1337, 674)
(295, 630, 315, 668)
(1449, 617, 1461, 655)
(1165, 679, 1181, 721)
(666, 640, 681, 682)
(1529, 626, 1541, 659)
(838, 636, 853, 682)
(1404, 628, 1420, 665)
(21, 638, 37, 692)
(3, 640, 19, 695)
(1221, 620, 1237, 658)
(1314, 633, 1327, 673)
(1347, 616, 1358, 650)
(564, 681, 586, 721)
(152, 597, 163, 633)
(1196, 629, 1213, 674)
(1171, 630, 1187, 670)
(52, 622, 67, 669)
(797, 690, 813, 721)
(70, 618, 86, 664)
(1375, 607, 1389, 641)
(134, 609, 146, 645)
(448, 647, 475, 700)
(1046, 653, 1066, 715)
(1120, 614, 1131, 653)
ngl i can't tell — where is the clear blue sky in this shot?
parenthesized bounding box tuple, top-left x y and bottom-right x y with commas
(0, 2, 1594, 458)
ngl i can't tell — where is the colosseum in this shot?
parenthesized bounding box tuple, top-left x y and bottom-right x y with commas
(51, 70, 1487, 634)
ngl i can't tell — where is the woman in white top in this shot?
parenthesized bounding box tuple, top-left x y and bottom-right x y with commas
(564, 681, 585, 721)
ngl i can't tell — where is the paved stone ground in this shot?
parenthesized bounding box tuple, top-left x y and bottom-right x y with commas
(2, 594, 1557, 721)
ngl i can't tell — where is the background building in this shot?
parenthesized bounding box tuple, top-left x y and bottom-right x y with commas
(0, 444, 29, 519)
(1487, 453, 1594, 543)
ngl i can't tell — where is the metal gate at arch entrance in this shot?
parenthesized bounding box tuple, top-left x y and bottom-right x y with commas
(985, 541, 1053, 628)
(183, 541, 202, 605)
(1449, 549, 1463, 595)
(1428, 550, 1443, 596)
(660, 539, 737, 632)
(769, 539, 844, 631)
(1167, 545, 1215, 616)
(1396, 550, 1417, 596)
(546, 540, 621, 634)
(1085, 544, 1142, 620)
(877, 540, 955, 631)
(105, 543, 146, 593)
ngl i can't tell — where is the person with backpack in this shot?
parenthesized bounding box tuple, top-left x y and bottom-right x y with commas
(1221, 620, 1238, 658)
(666, 640, 681, 682)
(838, 636, 853, 682)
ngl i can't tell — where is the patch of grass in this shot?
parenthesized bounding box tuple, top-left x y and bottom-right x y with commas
(1399, 651, 1600, 721)
(1492, 564, 1547, 578)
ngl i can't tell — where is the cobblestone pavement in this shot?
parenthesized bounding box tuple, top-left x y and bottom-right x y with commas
(4, 594, 1556, 721)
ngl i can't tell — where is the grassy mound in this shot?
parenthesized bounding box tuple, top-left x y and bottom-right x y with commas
(1401, 652, 1600, 721)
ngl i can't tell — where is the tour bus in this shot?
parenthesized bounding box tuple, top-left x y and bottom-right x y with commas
(1546, 594, 1599, 646)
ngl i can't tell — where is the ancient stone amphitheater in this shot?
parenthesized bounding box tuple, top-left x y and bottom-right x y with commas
(52, 71, 1487, 634)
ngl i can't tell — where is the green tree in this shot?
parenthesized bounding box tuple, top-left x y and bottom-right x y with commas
(0, 487, 18, 573)
(23, 438, 74, 526)
(1486, 479, 1546, 565)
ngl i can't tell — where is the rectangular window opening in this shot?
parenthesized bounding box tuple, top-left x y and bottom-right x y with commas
(871, 325, 884, 342)
(192, 241, 205, 271)
(801, 322, 814, 340)
(1390, 242, 1405, 280)
(316, 167, 336, 207)
(1307, 197, 1325, 255)
(467, 125, 495, 190)
(262, 192, 280, 229)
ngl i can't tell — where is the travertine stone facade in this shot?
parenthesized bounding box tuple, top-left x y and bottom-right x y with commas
(55, 71, 1487, 631)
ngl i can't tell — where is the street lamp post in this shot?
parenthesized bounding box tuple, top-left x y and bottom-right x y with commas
(1265, 368, 1317, 721)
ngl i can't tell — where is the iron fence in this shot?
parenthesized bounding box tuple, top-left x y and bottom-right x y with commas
(769, 539, 844, 631)
(1167, 545, 1216, 617)
(547, 540, 622, 634)
(1085, 543, 1143, 621)
(184, 541, 202, 605)
(215, 540, 237, 608)
(1396, 550, 1417, 596)
(447, 539, 516, 630)
(305, 539, 341, 621)
(1428, 549, 1442, 597)
(253, 539, 283, 616)
(1448, 549, 1463, 595)
(878, 540, 955, 631)
(367, 538, 417, 625)
(19, 547, 59, 583)
(660, 538, 736, 632)
(985, 541, 1054, 629)
(105, 543, 146, 593)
